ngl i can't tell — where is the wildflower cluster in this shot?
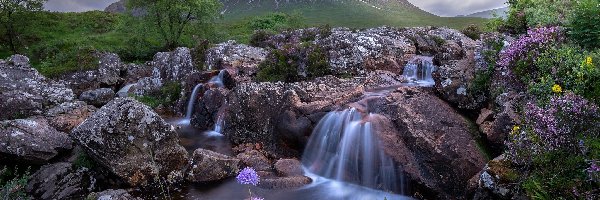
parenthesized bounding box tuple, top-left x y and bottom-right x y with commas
(237, 167, 263, 200)
(498, 26, 562, 68)
(507, 92, 600, 162)
(552, 84, 562, 93)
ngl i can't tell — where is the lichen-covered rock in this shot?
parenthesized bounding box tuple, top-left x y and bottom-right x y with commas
(45, 101, 97, 133)
(79, 88, 116, 107)
(71, 98, 189, 187)
(471, 155, 524, 200)
(0, 55, 75, 120)
(479, 92, 523, 152)
(152, 47, 197, 82)
(0, 117, 73, 164)
(317, 26, 415, 75)
(274, 159, 303, 177)
(205, 40, 268, 78)
(186, 148, 240, 182)
(59, 53, 126, 96)
(26, 162, 96, 200)
(87, 189, 142, 200)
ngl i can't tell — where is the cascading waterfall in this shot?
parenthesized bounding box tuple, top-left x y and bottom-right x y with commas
(209, 70, 225, 87)
(402, 56, 435, 87)
(302, 108, 403, 194)
(185, 84, 203, 120)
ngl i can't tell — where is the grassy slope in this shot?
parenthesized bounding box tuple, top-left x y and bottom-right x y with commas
(221, 0, 486, 28)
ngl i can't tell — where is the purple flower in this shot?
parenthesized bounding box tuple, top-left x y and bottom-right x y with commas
(498, 26, 562, 69)
(237, 167, 260, 186)
(250, 197, 264, 200)
(589, 162, 600, 173)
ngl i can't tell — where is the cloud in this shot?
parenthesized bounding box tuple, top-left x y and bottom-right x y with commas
(44, 0, 117, 12)
(407, 0, 508, 16)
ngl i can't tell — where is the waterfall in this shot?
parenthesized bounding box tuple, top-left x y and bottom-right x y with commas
(213, 116, 224, 133)
(116, 83, 136, 97)
(209, 70, 225, 87)
(302, 108, 402, 194)
(402, 56, 435, 87)
(185, 84, 203, 119)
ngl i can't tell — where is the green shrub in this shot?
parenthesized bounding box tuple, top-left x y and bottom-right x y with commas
(568, 0, 600, 49)
(256, 43, 330, 82)
(306, 45, 331, 78)
(191, 39, 210, 70)
(35, 45, 99, 78)
(73, 152, 96, 169)
(249, 30, 274, 48)
(135, 81, 182, 108)
(0, 166, 30, 200)
(461, 24, 482, 40)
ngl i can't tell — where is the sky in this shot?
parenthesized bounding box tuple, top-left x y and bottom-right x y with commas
(44, 0, 508, 16)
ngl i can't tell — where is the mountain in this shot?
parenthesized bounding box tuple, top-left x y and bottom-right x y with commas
(105, 0, 486, 28)
(459, 7, 508, 19)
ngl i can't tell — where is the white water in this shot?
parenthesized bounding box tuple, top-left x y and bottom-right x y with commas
(402, 56, 435, 87)
(185, 84, 203, 120)
(302, 108, 403, 194)
(209, 70, 226, 87)
(116, 83, 136, 97)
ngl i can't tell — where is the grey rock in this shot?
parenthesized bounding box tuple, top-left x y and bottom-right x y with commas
(79, 88, 116, 107)
(59, 53, 125, 96)
(88, 189, 142, 200)
(186, 148, 240, 182)
(45, 101, 97, 133)
(205, 41, 268, 79)
(259, 176, 312, 189)
(26, 162, 96, 200)
(0, 117, 72, 164)
(152, 47, 197, 82)
(236, 150, 271, 171)
(71, 98, 189, 187)
(274, 159, 303, 177)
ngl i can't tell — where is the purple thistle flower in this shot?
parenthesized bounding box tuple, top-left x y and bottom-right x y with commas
(237, 167, 260, 186)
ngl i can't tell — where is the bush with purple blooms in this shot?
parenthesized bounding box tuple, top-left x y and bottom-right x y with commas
(237, 167, 263, 200)
(506, 92, 600, 198)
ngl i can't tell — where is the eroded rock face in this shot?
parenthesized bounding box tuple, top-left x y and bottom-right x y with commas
(0, 55, 75, 120)
(26, 162, 96, 200)
(45, 101, 97, 133)
(71, 98, 188, 187)
(186, 148, 240, 182)
(152, 47, 197, 82)
(0, 117, 72, 164)
(80, 88, 116, 107)
(364, 87, 488, 199)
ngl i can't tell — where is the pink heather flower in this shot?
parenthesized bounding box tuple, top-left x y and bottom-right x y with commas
(237, 167, 260, 186)
(498, 26, 562, 68)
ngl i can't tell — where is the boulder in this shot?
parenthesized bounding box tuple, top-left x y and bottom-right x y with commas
(45, 101, 97, 133)
(363, 87, 488, 199)
(152, 47, 196, 82)
(186, 148, 240, 182)
(236, 150, 271, 171)
(26, 162, 96, 200)
(0, 117, 72, 164)
(259, 176, 312, 189)
(88, 189, 142, 200)
(0, 55, 75, 120)
(71, 98, 189, 187)
(274, 159, 303, 177)
(471, 155, 524, 199)
(190, 87, 228, 130)
(79, 88, 116, 107)
(204, 41, 268, 78)
(59, 53, 125, 96)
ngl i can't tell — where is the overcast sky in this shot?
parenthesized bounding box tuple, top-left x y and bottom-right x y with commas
(44, 0, 508, 16)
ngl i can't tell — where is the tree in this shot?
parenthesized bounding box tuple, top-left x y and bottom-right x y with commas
(128, 0, 221, 49)
(0, 0, 46, 53)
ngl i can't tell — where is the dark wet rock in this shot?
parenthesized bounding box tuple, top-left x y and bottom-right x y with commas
(259, 176, 312, 189)
(223, 71, 405, 158)
(236, 150, 271, 171)
(364, 87, 488, 199)
(0, 117, 72, 164)
(204, 41, 268, 80)
(479, 92, 522, 152)
(80, 88, 116, 107)
(152, 47, 197, 82)
(191, 87, 228, 130)
(45, 101, 97, 133)
(87, 189, 142, 200)
(274, 159, 303, 177)
(26, 162, 96, 200)
(471, 155, 524, 200)
(186, 148, 240, 182)
(0, 55, 75, 120)
(317, 27, 416, 76)
(71, 98, 188, 187)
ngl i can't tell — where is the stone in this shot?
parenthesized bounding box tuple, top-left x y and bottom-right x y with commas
(71, 98, 189, 187)
(45, 101, 97, 133)
(236, 150, 271, 171)
(152, 47, 197, 82)
(0, 117, 72, 164)
(59, 53, 125, 96)
(26, 162, 96, 200)
(476, 108, 494, 125)
(79, 88, 116, 107)
(274, 159, 303, 177)
(259, 176, 312, 189)
(204, 40, 268, 78)
(88, 189, 142, 200)
(186, 148, 240, 182)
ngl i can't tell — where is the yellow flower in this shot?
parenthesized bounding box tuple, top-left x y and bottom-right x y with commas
(552, 84, 563, 93)
(513, 125, 520, 132)
(586, 56, 593, 65)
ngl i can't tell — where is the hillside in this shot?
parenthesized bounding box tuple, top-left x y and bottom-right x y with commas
(460, 7, 508, 19)
(107, 0, 486, 28)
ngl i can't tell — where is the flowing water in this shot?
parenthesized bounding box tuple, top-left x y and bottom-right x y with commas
(182, 83, 204, 124)
(402, 56, 435, 87)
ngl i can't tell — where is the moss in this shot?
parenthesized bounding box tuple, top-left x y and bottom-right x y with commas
(73, 152, 96, 169)
(461, 24, 482, 40)
(256, 43, 331, 82)
(0, 166, 30, 200)
(135, 81, 182, 108)
(431, 35, 446, 46)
